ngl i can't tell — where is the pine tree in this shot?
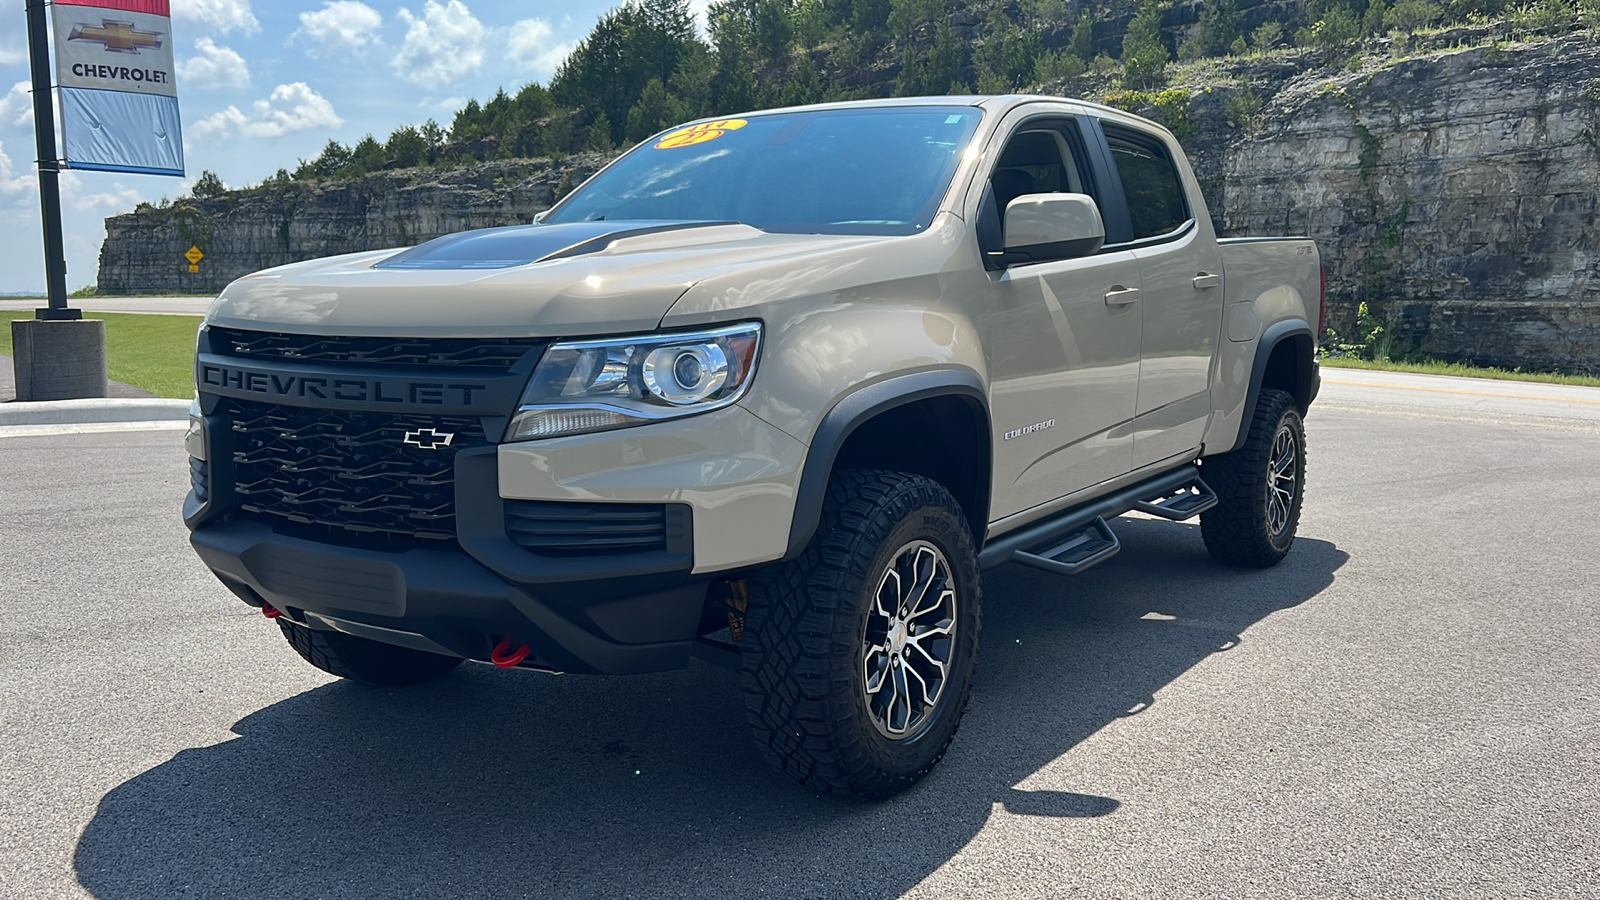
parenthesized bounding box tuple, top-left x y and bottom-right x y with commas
(1120, 0, 1170, 88)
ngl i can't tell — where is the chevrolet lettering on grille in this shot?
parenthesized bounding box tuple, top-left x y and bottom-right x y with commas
(403, 428, 455, 450)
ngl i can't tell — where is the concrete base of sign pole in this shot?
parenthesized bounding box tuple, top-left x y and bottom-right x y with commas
(11, 315, 108, 401)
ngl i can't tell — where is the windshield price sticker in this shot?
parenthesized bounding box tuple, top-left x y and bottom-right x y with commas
(655, 119, 747, 149)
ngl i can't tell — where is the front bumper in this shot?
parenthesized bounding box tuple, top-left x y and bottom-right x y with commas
(191, 511, 707, 675)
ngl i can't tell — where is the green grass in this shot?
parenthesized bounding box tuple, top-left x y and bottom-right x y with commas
(1322, 355, 1600, 389)
(1, 311, 201, 398)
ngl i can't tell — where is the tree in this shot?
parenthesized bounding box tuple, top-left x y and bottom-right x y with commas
(419, 119, 445, 163)
(347, 135, 385, 175)
(626, 78, 676, 142)
(386, 125, 427, 168)
(1068, 9, 1095, 63)
(190, 169, 226, 198)
(1196, 0, 1242, 56)
(1121, 0, 1170, 88)
(1297, 4, 1362, 46)
(589, 111, 617, 151)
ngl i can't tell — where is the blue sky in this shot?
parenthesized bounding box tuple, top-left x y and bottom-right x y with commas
(0, 0, 690, 293)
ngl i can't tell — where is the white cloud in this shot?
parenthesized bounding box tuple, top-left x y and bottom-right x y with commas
(172, 0, 259, 34)
(295, 1, 383, 57)
(393, 0, 485, 88)
(176, 38, 250, 89)
(0, 140, 36, 197)
(506, 18, 571, 75)
(59, 171, 143, 214)
(0, 81, 34, 128)
(191, 82, 342, 140)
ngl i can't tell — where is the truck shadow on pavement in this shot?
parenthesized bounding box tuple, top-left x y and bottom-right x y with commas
(73, 520, 1346, 899)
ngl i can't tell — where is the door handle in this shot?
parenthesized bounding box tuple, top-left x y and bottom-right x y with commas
(1192, 272, 1222, 290)
(1104, 286, 1140, 307)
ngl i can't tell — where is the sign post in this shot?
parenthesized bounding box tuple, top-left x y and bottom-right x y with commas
(13, 0, 183, 400)
(24, 0, 71, 320)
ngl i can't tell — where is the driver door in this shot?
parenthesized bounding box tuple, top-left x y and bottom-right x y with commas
(980, 120, 1142, 521)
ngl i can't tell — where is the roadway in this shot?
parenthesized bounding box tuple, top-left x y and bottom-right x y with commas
(0, 297, 212, 316)
(1, 371, 1596, 898)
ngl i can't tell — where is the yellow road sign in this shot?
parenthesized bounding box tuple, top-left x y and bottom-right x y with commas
(185, 245, 204, 265)
(188, 264, 199, 273)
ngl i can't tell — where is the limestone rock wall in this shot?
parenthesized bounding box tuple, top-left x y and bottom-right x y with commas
(1224, 35, 1600, 372)
(96, 155, 611, 296)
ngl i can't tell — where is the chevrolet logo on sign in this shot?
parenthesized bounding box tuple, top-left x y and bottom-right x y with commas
(68, 20, 164, 54)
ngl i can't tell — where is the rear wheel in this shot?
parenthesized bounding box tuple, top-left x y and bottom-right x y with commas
(276, 620, 463, 686)
(1201, 388, 1306, 568)
(740, 470, 981, 799)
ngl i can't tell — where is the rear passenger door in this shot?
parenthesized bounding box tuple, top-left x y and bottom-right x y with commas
(1099, 122, 1225, 469)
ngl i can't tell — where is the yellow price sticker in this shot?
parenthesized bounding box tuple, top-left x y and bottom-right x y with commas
(654, 119, 748, 150)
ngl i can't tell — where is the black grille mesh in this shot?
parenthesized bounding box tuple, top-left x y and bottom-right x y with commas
(505, 500, 691, 557)
(225, 398, 484, 542)
(209, 327, 543, 371)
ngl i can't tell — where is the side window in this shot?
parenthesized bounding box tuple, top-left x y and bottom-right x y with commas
(1103, 125, 1190, 240)
(988, 125, 1091, 211)
(978, 119, 1100, 263)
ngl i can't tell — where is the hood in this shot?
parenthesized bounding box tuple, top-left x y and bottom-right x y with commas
(206, 220, 890, 338)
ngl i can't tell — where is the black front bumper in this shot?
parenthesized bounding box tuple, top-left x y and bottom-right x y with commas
(187, 375, 709, 675)
(191, 513, 707, 675)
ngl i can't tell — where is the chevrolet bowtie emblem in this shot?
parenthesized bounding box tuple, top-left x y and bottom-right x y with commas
(403, 428, 455, 450)
(68, 20, 164, 54)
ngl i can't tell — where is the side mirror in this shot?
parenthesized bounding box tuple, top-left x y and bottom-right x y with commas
(1002, 193, 1105, 264)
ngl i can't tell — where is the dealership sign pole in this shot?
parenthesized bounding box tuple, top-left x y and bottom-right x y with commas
(23, 0, 70, 319)
(14, 0, 183, 399)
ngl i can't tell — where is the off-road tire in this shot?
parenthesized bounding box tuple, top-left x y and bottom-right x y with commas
(740, 469, 981, 799)
(1201, 388, 1306, 568)
(277, 620, 463, 686)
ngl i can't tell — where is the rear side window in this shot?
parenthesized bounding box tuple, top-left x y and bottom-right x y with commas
(1104, 126, 1190, 240)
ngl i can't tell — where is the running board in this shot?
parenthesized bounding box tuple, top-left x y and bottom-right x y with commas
(980, 465, 1214, 573)
(1012, 516, 1120, 575)
(1132, 479, 1218, 521)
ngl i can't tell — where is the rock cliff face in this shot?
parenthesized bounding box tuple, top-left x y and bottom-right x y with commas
(98, 35, 1600, 372)
(1224, 34, 1600, 372)
(96, 155, 611, 296)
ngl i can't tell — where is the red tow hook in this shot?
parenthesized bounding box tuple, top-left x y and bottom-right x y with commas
(490, 638, 531, 669)
(260, 601, 282, 619)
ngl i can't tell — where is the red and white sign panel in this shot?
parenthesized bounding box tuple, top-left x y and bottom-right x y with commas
(51, 0, 184, 175)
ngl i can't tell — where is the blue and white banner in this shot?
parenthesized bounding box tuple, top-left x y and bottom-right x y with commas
(51, 0, 184, 176)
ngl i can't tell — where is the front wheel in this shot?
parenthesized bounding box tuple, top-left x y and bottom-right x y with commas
(740, 470, 982, 799)
(1201, 388, 1306, 567)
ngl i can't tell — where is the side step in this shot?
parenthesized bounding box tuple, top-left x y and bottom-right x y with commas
(981, 464, 1216, 575)
(1012, 516, 1120, 575)
(1132, 480, 1218, 521)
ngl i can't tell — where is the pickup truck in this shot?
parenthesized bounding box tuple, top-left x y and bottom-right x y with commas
(184, 95, 1321, 799)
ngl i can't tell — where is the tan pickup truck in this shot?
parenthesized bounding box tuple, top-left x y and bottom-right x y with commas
(185, 95, 1321, 798)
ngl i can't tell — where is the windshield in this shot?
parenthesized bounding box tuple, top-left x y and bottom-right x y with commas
(544, 106, 983, 236)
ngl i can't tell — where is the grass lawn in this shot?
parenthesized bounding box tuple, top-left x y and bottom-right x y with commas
(1322, 356, 1600, 389)
(1, 311, 200, 398)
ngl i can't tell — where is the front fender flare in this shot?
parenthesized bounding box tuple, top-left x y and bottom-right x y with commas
(784, 369, 989, 560)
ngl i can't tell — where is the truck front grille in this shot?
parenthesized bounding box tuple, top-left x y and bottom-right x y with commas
(224, 398, 485, 543)
(208, 327, 544, 371)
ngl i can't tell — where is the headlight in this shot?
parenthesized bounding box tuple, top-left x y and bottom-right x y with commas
(185, 394, 206, 461)
(506, 323, 762, 441)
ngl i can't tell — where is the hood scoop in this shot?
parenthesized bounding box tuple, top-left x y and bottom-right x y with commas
(372, 220, 738, 271)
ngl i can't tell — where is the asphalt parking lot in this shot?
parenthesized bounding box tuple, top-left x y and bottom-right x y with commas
(2, 371, 1596, 898)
